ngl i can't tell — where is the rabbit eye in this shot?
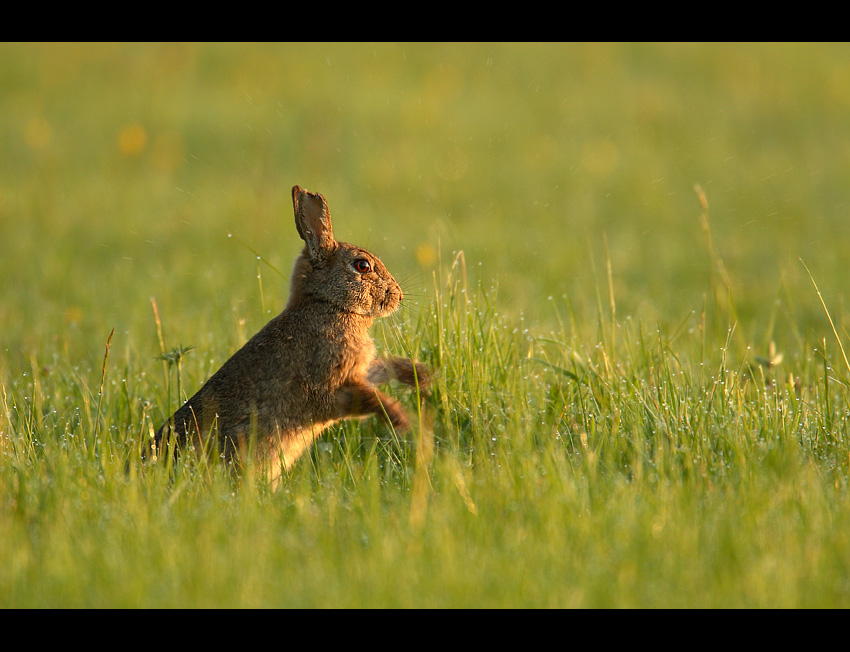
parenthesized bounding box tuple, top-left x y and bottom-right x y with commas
(352, 259, 372, 274)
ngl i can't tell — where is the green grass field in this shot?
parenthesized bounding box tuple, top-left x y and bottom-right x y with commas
(3, 42, 850, 608)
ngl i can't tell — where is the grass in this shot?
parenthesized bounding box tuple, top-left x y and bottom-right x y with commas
(2, 43, 850, 608)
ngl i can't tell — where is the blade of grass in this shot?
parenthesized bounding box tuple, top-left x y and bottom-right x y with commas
(801, 257, 850, 383)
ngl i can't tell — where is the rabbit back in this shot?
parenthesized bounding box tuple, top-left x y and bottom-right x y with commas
(156, 300, 377, 455)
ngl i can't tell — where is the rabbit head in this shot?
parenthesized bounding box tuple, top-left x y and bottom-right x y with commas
(288, 185, 402, 318)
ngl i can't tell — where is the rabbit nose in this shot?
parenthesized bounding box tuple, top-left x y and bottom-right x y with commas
(385, 285, 402, 308)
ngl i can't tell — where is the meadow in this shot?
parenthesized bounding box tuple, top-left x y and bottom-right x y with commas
(2, 42, 850, 607)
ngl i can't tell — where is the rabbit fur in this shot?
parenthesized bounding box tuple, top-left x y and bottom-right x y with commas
(151, 185, 429, 483)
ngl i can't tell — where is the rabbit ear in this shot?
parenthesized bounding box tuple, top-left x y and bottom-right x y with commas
(292, 185, 336, 263)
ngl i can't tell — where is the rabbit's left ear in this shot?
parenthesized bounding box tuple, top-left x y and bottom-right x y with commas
(292, 185, 336, 262)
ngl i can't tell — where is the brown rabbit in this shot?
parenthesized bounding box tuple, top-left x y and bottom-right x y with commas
(151, 185, 429, 484)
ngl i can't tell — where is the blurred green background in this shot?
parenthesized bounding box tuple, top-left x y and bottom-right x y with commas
(2, 42, 849, 371)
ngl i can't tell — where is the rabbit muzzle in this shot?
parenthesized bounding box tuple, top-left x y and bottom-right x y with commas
(378, 284, 402, 316)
